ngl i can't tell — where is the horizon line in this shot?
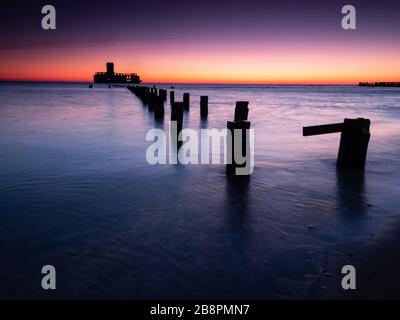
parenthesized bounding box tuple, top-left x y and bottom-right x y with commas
(0, 79, 364, 86)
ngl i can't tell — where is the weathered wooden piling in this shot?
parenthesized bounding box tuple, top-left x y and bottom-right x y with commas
(171, 102, 184, 145)
(143, 87, 150, 105)
(338, 119, 370, 169)
(128, 85, 151, 105)
(148, 92, 157, 111)
(183, 93, 190, 110)
(234, 101, 249, 121)
(154, 95, 165, 120)
(303, 118, 370, 170)
(159, 89, 167, 101)
(227, 101, 251, 176)
(200, 96, 208, 118)
(170, 91, 175, 104)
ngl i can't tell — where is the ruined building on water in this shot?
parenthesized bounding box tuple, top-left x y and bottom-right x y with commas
(94, 62, 142, 84)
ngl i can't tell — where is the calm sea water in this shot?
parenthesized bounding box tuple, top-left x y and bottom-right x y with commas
(0, 82, 399, 299)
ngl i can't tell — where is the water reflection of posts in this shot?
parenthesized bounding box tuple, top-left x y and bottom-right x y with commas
(226, 174, 250, 232)
(303, 118, 370, 170)
(227, 101, 252, 176)
(336, 170, 367, 217)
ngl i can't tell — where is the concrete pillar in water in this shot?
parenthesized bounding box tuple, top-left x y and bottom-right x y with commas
(303, 118, 370, 170)
(226, 101, 251, 176)
(200, 96, 208, 118)
(183, 93, 190, 110)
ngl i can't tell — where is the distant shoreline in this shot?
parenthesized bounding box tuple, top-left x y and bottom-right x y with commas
(359, 82, 400, 87)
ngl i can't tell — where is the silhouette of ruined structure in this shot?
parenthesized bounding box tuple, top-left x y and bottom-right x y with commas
(94, 62, 142, 84)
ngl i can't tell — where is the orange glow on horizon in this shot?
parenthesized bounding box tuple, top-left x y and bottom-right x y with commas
(1, 39, 399, 84)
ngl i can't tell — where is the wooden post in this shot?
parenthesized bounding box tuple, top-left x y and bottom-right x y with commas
(154, 95, 165, 120)
(227, 101, 251, 176)
(303, 118, 370, 170)
(148, 92, 157, 111)
(129, 86, 152, 106)
(171, 102, 184, 145)
(337, 118, 370, 170)
(170, 91, 175, 105)
(159, 89, 167, 101)
(183, 93, 190, 110)
(200, 96, 208, 118)
(234, 101, 249, 121)
(141, 87, 150, 105)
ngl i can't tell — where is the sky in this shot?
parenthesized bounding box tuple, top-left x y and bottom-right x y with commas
(0, 0, 399, 84)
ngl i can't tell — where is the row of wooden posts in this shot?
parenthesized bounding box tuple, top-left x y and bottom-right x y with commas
(127, 85, 210, 119)
(127, 85, 371, 174)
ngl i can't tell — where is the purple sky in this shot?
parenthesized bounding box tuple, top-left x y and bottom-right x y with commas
(1, 0, 399, 83)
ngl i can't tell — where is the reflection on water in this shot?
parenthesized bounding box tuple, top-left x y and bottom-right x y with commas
(336, 170, 367, 218)
(0, 82, 399, 299)
(225, 175, 250, 234)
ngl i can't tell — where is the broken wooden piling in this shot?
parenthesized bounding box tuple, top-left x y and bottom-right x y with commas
(227, 101, 251, 176)
(128, 85, 151, 105)
(183, 93, 190, 110)
(148, 92, 157, 111)
(200, 96, 208, 118)
(153, 95, 165, 120)
(234, 101, 249, 121)
(303, 118, 371, 170)
(159, 89, 167, 102)
(171, 102, 184, 145)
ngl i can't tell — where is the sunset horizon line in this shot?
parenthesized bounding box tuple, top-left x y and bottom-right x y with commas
(0, 78, 373, 86)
